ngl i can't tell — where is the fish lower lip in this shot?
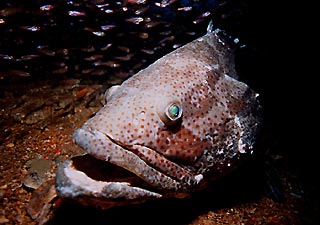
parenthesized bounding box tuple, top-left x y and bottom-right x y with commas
(55, 154, 162, 209)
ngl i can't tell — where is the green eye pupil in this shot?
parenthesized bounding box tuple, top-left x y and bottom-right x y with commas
(168, 104, 180, 118)
(162, 102, 182, 124)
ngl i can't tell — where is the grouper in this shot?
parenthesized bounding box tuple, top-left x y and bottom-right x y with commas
(55, 22, 262, 209)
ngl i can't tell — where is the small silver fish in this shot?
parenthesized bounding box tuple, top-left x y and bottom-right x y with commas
(56, 22, 262, 209)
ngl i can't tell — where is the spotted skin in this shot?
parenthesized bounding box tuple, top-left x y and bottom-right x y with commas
(72, 26, 261, 195)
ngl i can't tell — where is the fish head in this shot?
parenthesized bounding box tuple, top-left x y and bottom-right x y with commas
(72, 61, 213, 192)
(72, 50, 260, 190)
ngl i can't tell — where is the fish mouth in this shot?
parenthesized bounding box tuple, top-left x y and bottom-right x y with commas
(55, 154, 163, 209)
(56, 126, 203, 207)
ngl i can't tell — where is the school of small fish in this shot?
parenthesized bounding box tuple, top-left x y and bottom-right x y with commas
(0, 0, 242, 79)
(55, 22, 262, 209)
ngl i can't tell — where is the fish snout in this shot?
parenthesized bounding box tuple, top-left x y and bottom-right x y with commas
(72, 126, 113, 161)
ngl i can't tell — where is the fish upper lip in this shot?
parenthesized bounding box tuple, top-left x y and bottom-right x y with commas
(73, 126, 203, 192)
(73, 126, 182, 191)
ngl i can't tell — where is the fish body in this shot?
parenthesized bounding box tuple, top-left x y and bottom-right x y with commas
(56, 22, 262, 208)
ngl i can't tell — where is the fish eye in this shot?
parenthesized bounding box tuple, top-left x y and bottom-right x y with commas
(156, 98, 183, 126)
(166, 103, 182, 121)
